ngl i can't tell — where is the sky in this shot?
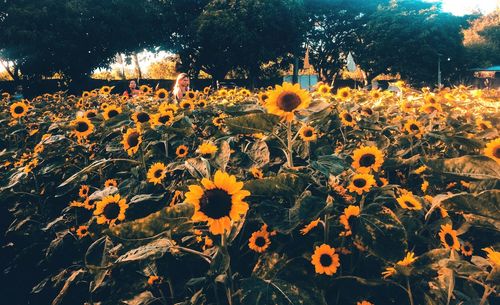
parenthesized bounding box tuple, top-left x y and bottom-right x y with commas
(427, 0, 498, 16)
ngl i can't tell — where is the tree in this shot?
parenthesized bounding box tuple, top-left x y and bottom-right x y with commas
(357, 0, 468, 86)
(0, 0, 168, 81)
(463, 11, 500, 68)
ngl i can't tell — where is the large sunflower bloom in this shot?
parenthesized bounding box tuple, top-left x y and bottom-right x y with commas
(93, 194, 128, 227)
(71, 117, 94, 139)
(439, 224, 460, 250)
(102, 105, 122, 120)
(265, 82, 311, 121)
(483, 247, 500, 266)
(336, 87, 351, 101)
(396, 192, 422, 210)
(311, 244, 340, 276)
(122, 128, 142, 156)
(176, 145, 189, 158)
(10, 101, 29, 118)
(184, 170, 250, 235)
(248, 228, 271, 253)
(340, 111, 356, 127)
(484, 138, 500, 164)
(197, 142, 218, 157)
(147, 162, 167, 185)
(347, 173, 375, 195)
(299, 125, 317, 142)
(339, 205, 360, 233)
(155, 88, 169, 99)
(404, 119, 424, 138)
(351, 146, 384, 173)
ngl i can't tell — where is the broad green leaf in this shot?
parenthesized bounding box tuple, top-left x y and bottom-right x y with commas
(426, 155, 500, 180)
(115, 238, 174, 263)
(437, 190, 500, 221)
(310, 154, 348, 177)
(225, 113, 279, 134)
(244, 173, 306, 197)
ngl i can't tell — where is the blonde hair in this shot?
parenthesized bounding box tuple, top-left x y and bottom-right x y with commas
(173, 73, 189, 99)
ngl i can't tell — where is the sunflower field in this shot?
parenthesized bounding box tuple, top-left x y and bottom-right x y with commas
(0, 83, 499, 305)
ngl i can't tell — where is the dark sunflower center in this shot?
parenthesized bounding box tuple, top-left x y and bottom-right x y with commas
(137, 112, 150, 122)
(215, 118, 222, 125)
(158, 93, 166, 99)
(199, 188, 232, 219)
(464, 245, 471, 251)
(14, 106, 25, 114)
(188, 93, 195, 99)
(410, 124, 419, 131)
(303, 129, 313, 137)
(359, 154, 376, 167)
(277, 92, 301, 112)
(353, 178, 367, 188)
(444, 233, 454, 246)
(76, 122, 89, 132)
(320, 253, 333, 267)
(159, 114, 171, 124)
(364, 108, 373, 115)
(154, 169, 163, 178)
(262, 94, 268, 101)
(108, 109, 119, 118)
(103, 202, 120, 220)
(405, 200, 415, 208)
(480, 123, 488, 129)
(255, 236, 266, 247)
(182, 103, 191, 109)
(127, 132, 140, 147)
(344, 113, 353, 122)
(80, 228, 88, 234)
(494, 147, 500, 158)
(342, 92, 349, 97)
(178, 148, 186, 155)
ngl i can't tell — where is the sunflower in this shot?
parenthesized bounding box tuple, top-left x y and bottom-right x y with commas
(71, 116, 95, 139)
(84, 109, 98, 119)
(351, 146, 384, 173)
(300, 218, 321, 235)
(258, 91, 269, 104)
(10, 101, 29, 118)
(265, 82, 311, 121)
(420, 103, 442, 114)
(439, 224, 460, 250)
(424, 94, 439, 104)
(104, 179, 118, 188)
(180, 99, 195, 111)
(93, 194, 128, 227)
(147, 162, 167, 185)
(369, 89, 382, 100)
(414, 165, 428, 174)
(476, 118, 492, 130)
(147, 275, 162, 286)
(185, 90, 197, 100)
(79, 185, 90, 198)
(396, 192, 422, 210)
(151, 111, 174, 128)
(339, 111, 356, 127)
(404, 119, 424, 138)
(213, 113, 228, 127)
(2, 92, 10, 100)
(299, 126, 317, 142)
(203, 86, 211, 95)
(311, 244, 340, 276)
(336, 87, 351, 101)
(132, 111, 151, 124)
(339, 205, 360, 233)
(184, 170, 250, 235)
(176, 145, 189, 158)
(382, 267, 397, 279)
(102, 105, 122, 120)
(484, 138, 500, 163)
(249, 167, 264, 179)
(155, 88, 169, 99)
(82, 91, 90, 98)
(357, 302, 374, 305)
(397, 251, 416, 266)
(317, 84, 331, 96)
(461, 241, 473, 256)
(483, 247, 500, 266)
(197, 142, 218, 157)
(159, 102, 178, 114)
(140, 85, 153, 95)
(248, 229, 271, 253)
(99, 85, 113, 95)
(347, 173, 376, 195)
(121, 128, 142, 156)
(197, 99, 207, 108)
(76, 225, 90, 238)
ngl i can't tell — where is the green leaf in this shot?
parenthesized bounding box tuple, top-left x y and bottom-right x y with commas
(246, 140, 270, 168)
(425, 155, 500, 180)
(225, 113, 279, 134)
(310, 154, 349, 177)
(241, 277, 327, 305)
(214, 140, 231, 171)
(108, 202, 194, 239)
(355, 205, 408, 262)
(115, 238, 174, 264)
(185, 157, 211, 179)
(437, 190, 500, 221)
(244, 173, 306, 197)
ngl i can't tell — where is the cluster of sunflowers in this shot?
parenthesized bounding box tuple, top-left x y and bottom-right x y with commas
(0, 82, 499, 305)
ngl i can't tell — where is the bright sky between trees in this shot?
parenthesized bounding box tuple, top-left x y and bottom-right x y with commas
(427, 0, 498, 16)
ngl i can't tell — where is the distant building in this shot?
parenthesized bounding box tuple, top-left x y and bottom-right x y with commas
(470, 66, 500, 88)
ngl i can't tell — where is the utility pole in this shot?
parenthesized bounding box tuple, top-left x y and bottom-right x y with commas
(437, 53, 442, 88)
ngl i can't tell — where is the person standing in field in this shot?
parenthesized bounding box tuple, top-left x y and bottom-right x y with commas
(123, 80, 140, 97)
(172, 73, 190, 102)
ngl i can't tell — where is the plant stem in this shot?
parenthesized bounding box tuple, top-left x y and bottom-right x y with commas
(406, 278, 415, 305)
(287, 120, 294, 167)
(324, 214, 330, 244)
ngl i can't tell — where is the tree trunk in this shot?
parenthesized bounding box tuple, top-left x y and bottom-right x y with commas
(115, 53, 126, 80)
(132, 53, 142, 80)
(0, 61, 17, 81)
(292, 55, 299, 84)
